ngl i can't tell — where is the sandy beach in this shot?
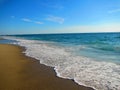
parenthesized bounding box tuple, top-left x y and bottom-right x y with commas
(0, 44, 93, 90)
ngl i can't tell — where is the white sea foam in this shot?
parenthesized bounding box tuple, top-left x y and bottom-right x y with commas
(4, 37, 120, 90)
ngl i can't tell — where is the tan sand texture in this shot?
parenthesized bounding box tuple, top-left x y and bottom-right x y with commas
(0, 44, 93, 90)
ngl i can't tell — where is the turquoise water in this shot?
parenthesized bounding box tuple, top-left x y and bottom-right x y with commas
(9, 32, 120, 64)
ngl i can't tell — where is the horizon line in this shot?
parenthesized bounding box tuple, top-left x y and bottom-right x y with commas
(0, 31, 120, 36)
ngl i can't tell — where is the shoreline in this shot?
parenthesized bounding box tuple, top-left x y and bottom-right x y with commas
(0, 44, 94, 90)
(0, 38, 4, 40)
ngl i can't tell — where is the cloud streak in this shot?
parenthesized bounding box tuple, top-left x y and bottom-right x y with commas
(34, 21, 43, 24)
(46, 15, 64, 24)
(22, 18, 32, 22)
(21, 18, 43, 24)
(108, 9, 120, 13)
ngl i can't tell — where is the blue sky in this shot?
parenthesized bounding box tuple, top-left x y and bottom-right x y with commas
(0, 0, 120, 34)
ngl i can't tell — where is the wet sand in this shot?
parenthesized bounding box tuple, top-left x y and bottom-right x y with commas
(0, 38, 4, 40)
(0, 44, 94, 90)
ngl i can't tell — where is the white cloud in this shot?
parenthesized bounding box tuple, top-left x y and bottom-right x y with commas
(108, 9, 120, 13)
(34, 21, 43, 24)
(46, 15, 64, 24)
(21, 18, 43, 24)
(22, 18, 32, 22)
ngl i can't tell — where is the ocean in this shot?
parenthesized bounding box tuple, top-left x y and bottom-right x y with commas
(1, 32, 120, 90)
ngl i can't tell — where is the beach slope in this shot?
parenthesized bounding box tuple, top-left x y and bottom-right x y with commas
(0, 44, 93, 90)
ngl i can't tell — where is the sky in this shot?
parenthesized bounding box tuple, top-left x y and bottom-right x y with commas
(0, 0, 120, 34)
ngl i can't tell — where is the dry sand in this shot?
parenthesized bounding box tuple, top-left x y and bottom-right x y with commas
(0, 44, 93, 90)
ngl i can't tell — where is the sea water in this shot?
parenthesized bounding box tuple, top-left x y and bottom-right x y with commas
(2, 33, 120, 90)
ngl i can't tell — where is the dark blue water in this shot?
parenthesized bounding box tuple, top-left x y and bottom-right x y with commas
(4, 32, 120, 63)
